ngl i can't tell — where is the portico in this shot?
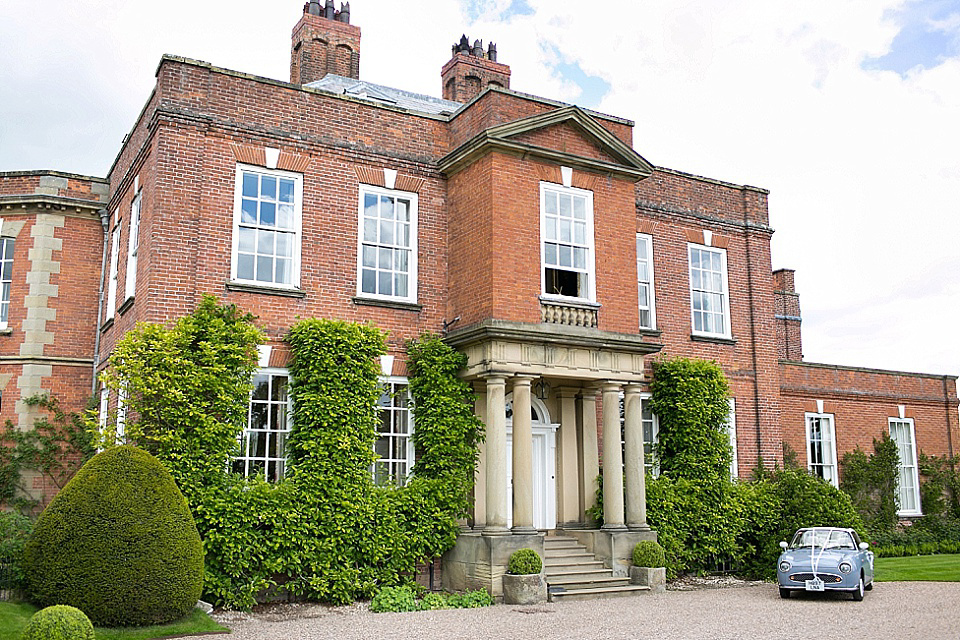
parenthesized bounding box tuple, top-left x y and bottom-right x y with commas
(441, 319, 662, 597)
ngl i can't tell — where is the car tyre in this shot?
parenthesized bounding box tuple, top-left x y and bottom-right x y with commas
(779, 587, 791, 599)
(852, 576, 865, 601)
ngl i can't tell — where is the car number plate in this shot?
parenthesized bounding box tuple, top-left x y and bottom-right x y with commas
(805, 578, 825, 592)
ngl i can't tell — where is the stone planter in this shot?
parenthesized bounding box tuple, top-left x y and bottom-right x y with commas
(502, 572, 547, 604)
(629, 566, 666, 593)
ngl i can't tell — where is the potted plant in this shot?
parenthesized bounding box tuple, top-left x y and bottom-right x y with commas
(629, 540, 666, 593)
(502, 548, 547, 604)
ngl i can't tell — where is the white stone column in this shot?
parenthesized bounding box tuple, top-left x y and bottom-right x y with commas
(601, 382, 626, 530)
(623, 384, 649, 531)
(580, 386, 601, 524)
(511, 376, 536, 533)
(557, 387, 581, 528)
(473, 382, 487, 530)
(483, 375, 510, 536)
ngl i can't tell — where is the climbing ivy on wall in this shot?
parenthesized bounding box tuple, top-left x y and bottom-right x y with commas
(98, 304, 480, 609)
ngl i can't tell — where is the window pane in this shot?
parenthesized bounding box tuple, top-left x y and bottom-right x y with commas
(378, 247, 393, 270)
(395, 273, 408, 298)
(573, 196, 585, 219)
(559, 219, 571, 242)
(242, 173, 258, 198)
(395, 249, 408, 272)
(237, 254, 255, 280)
(257, 256, 274, 282)
(378, 271, 392, 295)
(361, 269, 376, 293)
(258, 230, 275, 254)
(545, 191, 558, 214)
(363, 218, 377, 243)
(241, 199, 257, 224)
(362, 246, 376, 267)
(381, 195, 394, 219)
(559, 194, 572, 216)
(238, 227, 256, 253)
(279, 179, 295, 203)
(260, 202, 276, 226)
(379, 219, 394, 244)
(275, 258, 291, 284)
(261, 176, 277, 200)
(573, 247, 586, 269)
(545, 243, 557, 265)
(397, 199, 409, 222)
(545, 218, 557, 241)
(278, 203, 294, 229)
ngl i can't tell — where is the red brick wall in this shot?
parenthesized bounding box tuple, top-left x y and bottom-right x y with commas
(291, 10, 361, 83)
(780, 361, 960, 475)
(441, 52, 511, 103)
(633, 170, 782, 471)
(773, 268, 802, 361)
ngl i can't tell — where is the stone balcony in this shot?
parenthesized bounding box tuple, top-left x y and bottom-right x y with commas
(540, 299, 599, 328)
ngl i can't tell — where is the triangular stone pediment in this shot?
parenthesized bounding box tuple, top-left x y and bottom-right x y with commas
(439, 105, 654, 181)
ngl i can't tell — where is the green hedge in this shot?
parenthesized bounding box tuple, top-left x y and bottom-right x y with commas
(507, 549, 542, 575)
(23, 446, 203, 626)
(0, 511, 32, 593)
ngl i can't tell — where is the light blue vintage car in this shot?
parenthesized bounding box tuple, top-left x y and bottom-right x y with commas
(776, 527, 875, 600)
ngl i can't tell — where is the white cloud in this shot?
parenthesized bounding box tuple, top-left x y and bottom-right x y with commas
(0, 0, 956, 375)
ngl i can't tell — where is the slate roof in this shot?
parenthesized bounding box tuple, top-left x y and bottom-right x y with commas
(306, 74, 463, 116)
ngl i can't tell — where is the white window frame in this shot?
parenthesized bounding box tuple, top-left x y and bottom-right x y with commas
(231, 165, 303, 289)
(356, 185, 419, 303)
(0, 234, 14, 329)
(805, 412, 838, 487)
(116, 386, 128, 443)
(540, 182, 596, 303)
(889, 417, 922, 516)
(688, 243, 732, 338)
(106, 217, 121, 320)
(234, 368, 292, 482)
(636, 233, 656, 330)
(727, 398, 738, 479)
(373, 376, 416, 485)
(124, 190, 142, 301)
(98, 384, 109, 431)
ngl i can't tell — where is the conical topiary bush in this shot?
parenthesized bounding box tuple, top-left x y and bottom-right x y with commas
(22, 445, 203, 626)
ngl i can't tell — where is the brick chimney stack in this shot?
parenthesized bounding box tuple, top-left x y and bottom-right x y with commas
(773, 269, 803, 361)
(291, 0, 360, 84)
(441, 35, 511, 103)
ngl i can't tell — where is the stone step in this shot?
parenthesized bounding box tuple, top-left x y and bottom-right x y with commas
(547, 575, 630, 590)
(548, 584, 651, 602)
(544, 567, 613, 579)
(543, 551, 595, 562)
(544, 560, 607, 571)
(543, 538, 582, 549)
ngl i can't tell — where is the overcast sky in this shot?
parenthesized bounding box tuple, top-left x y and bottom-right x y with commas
(1, 0, 957, 377)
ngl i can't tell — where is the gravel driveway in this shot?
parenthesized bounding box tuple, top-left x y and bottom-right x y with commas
(214, 582, 960, 640)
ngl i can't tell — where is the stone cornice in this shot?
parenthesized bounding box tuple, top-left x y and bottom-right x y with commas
(445, 319, 662, 355)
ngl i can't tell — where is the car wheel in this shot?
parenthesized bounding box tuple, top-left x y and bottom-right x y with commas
(852, 576, 865, 601)
(779, 587, 791, 599)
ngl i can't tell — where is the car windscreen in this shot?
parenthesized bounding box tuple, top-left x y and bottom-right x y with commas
(789, 529, 856, 550)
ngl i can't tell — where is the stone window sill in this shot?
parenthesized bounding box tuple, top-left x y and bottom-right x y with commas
(226, 280, 307, 298)
(691, 334, 737, 346)
(352, 296, 422, 312)
(118, 296, 135, 316)
(0, 327, 12, 336)
(100, 318, 114, 333)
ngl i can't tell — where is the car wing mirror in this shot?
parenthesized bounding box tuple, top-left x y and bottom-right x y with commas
(859, 542, 869, 550)
(779, 541, 788, 550)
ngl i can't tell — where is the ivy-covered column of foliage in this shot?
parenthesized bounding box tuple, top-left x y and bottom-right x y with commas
(401, 334, 484, 559)
(840, 434, 900, 535)
(645, 357, 737, 574)
(98, 295, 263, 498)
(284, 318, 386, 603)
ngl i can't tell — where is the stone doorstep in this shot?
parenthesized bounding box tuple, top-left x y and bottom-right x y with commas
(543, 534, 651, 602)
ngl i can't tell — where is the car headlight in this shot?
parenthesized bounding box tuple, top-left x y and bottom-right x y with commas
(839, 562, 852, 574)
(779, 561, 791, 572)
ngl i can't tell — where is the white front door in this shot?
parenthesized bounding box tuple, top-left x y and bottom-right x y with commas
(505, 396, 558, 530)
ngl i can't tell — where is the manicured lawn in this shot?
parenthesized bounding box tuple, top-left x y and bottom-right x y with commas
(0, 602, 227, 639)
(875, 553, 960, 582)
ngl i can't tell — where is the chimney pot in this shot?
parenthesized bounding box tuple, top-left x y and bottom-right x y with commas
(472, 39, 483, 56)
(339, 1, 350, 23)
(459, 34, 470, 53)
(325, 0, 335, 19)
(308, 0, 321, 15)
(488, 42, 497, 62)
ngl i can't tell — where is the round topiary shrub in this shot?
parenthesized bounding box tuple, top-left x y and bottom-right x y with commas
(20, 605, 94, 640)
(507, 548, 542, 575)
(23, 446, 203, 627)
(632, 540, 666, 567)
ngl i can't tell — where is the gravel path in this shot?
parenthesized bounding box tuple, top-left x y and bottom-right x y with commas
(214, 582, 960, 640)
